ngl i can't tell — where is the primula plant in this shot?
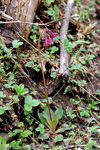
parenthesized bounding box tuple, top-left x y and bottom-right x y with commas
(37, 106, 70, 140)
(0, 0, 100, 149)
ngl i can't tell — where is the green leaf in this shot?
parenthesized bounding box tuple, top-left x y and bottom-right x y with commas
(45, 5, 59, 21)
(76, 80, 87, 87)
(36, 124, 45, 134)
(25, 95, 39, 110)
(13, 129, 23, 134)
(43, 108, 55, 125)
(67, 34, 74, 40)
(21, 130, 32, 137)
(66, 108, 76, 119)
(70, 63, 82, 71)
(54, 106, 63, 122)
(86, 138, 97, 149)
(50, 72, 56, 78)
(86, 54, 95, 61)
(0, 107, 5, 115)
(50, 106, 63, 131)
(90, 125, 99, 132)
(13, 95, 19, 103)
(1, 137, 6, 144)
(18, 122, 24, 127)
(38, 111, 48, 127)
(38, 132, 50, 140)
(12, 40, 23, 48)
(93, 112, 100, 119)
(13, 61, 18, 73)
(10, 140, 20, 149)
(54, 134, 63, 142)
(50, 46, 58, 54)
(31, 99, 40, 107)
(24, 104, 32, 111)
(34, 64, 40, 72)
(46, 0, 54, 5)
(64, 86, 70, 94)
(8, 129, 22, 137)
(14, 84, 29, 96)
(31, 91, 37, 95)
(38, 107, 55, 129)
(43, 97, 52, 104)
(42, 110, 51, 126)
(0, 106, 9, 115)
(80, 110, 90, 116)
(8, 132, 16, 137)
(50, 118, 58, 132)
(0, 91, 6, 98)
(55, 124, 70, 134)
(22, 145, 31, 150)
(25, 95, 32, 104)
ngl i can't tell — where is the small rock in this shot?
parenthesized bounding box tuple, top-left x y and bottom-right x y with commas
(75, 148, 82, 150)
(96, 129, 100, 137)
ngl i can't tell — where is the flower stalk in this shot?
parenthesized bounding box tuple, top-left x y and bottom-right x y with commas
(38, 31, 52, 121)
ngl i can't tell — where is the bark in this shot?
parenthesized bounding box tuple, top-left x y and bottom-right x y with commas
(0, 0, 38, 42)
(7, 0, 38, 39)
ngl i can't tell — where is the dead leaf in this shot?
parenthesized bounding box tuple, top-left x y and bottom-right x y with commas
(83, 22, 97, 36)
(70, 14, 80, 26)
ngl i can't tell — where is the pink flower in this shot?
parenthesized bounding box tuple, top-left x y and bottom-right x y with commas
(43, 29, 58, 47)
(43, 38, 54, 47)
(50, 32, 58, 38)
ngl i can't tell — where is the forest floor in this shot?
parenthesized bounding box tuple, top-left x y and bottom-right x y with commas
(0, 0, 100, 150)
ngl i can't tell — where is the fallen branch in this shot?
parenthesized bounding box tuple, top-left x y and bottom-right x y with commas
(59, 0, 74, 77)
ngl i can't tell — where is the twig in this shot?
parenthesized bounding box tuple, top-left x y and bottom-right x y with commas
(52, 83, 65, 99)
(0, 20, 45, 25)
(11, 58, 29, 77)
(69, 77, 100, 102)
(90, 110, 100, 126)
(0, 16, 79, 26)
(16, 32, 43, 56)
(80, 86, 100, 102)
(59, 0, 74, 77)
(1, 0, 7, 12)
(0, 10, 13, 20)
(16, 32, 38, 51)
(76, 145, 100, 148)
(0, 18, 65, 26)
(10, 58, 34, 88)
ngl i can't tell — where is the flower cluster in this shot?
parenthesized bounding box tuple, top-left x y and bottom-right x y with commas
(43, 29, 58, 47)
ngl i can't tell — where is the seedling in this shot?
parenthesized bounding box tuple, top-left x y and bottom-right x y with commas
(12, 40, 23, 48)
(0, 136, 10, 150)
(45, 5, 59, 21)
(13, 84, 29, 96)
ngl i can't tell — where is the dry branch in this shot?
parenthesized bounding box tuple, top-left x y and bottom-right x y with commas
(59, 0, 74, 77)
